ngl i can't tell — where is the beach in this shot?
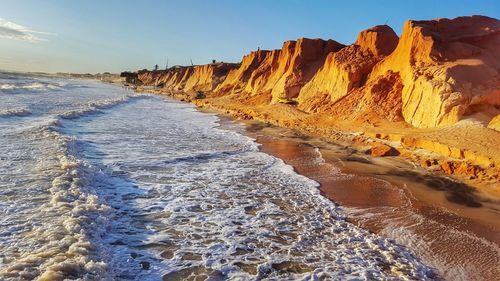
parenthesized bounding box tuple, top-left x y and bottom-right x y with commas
(0, 73, 438, 280)
(224, 118, 500, 280)
(2, 3, 499, 281)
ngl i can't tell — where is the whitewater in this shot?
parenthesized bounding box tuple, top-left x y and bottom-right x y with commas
(0, 72, 436, 280)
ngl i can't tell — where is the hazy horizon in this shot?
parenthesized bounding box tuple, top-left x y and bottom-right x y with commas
(1, 0, 498, 74)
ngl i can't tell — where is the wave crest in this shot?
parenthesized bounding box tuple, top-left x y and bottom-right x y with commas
(0, 107, 31, 117)
(0, 82, 63, 92)
(59, 95, 150, 119)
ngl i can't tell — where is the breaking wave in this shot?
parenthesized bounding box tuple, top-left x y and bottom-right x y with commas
(0, 81, 63, 92)
(0, 73, 437, 280)
(0, 107, 31, 117)
(0, 119, 113, 280)
(59, 95, 151, 119)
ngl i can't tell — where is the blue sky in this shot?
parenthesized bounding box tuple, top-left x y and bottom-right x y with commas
(0, 0, 498, 73)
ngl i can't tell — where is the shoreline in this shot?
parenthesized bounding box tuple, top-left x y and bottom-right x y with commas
(213, 109, 500, 280)
(140, 87, 500, 200)
(106, 80, 499, 279)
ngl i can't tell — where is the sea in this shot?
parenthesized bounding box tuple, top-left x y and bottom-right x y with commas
(0, 71, 457, 280)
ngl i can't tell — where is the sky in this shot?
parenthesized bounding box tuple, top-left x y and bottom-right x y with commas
(0, 0, 498, 73)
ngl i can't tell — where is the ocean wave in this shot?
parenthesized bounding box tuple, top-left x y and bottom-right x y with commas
(59, 94, 151, 119)
(0, 121, 113, 280)
(0, 107, 31, 117)
(63, 98, 435, 280)
(0, 81, 63, 92)
(0, 79, 438, 280)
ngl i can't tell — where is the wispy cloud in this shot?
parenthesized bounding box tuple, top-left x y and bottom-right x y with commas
(0, 18, 54, 41)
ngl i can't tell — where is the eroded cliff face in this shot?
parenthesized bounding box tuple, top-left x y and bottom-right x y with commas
(298, 25, 398, 110)
(324, 71, 405, 122)
(136, 63, 238, 94)
(165, 67, 195, 91)
(184, 63, 239, 93)
(243, 49, 282, 96)
(235, 38, 345, 101)
(370, 16, 500, 128)
(135, 15, 499, 130)
(137, 70, 163, 86)
(267, 38, 345, 100)
(215, 50, 271, 94)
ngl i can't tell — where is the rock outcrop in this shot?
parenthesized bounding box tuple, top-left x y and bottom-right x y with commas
(137, 70, 163, 86)
(369, 143, 400, 157)
(215, 50, 271, 94)
(134, 15, 499, 130)
(243, 49, 282, 96)
(136, 63, 238, 94)
(163, 66, 195, 91)
(184, 63, 239, 93)
(328, 71, 405, 122)
(298, 25, 398, 111)
(369, 15, 500, 128)
(240, 38, 345, 100)
(269, 38, 345, 101)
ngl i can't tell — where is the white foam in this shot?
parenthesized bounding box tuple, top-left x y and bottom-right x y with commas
(59, 94, 150, 119)
(0, 107, 31, 117)
(55, 97, 435, 280)
(0, 114, 113, 280)
(0, 82, 62, 92)
(0, 74, 437, 280)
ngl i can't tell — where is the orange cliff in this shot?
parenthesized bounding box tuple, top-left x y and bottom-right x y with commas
(297, 25, 399, 114)
(215, 50, 272, 94)
(242, 49, 282, 97)
(156, 67, 194, 92)
(219, 38, 345, 100)
(133, 15, 499, 131)
(184, 63, 239, 93)
(136, 62, 238, 94)
(367, 16, 500, 128)
(258, 38, 344, 101)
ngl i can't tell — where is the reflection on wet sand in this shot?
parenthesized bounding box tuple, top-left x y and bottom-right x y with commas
(239, 120, 500, 281)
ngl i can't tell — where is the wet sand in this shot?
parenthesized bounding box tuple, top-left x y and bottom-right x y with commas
(220, 119, 500, 281)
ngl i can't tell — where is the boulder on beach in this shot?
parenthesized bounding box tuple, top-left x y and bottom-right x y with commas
(368, 143, 400, 157)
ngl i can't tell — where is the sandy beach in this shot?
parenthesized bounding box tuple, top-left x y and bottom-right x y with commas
(133, 88, 499, 200)
(217, 117, 500, 280)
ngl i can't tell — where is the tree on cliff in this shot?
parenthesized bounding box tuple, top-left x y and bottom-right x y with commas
(154, 64, 159, 71)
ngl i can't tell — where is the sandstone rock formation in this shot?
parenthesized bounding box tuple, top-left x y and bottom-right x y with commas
(241, 38, 345, 100)
(163, 66, 195, 91)
(243, 49, 282, 96)
(211, 38, 345, 101)
(369, 143, 400, 157)
(298, 25, 398, 110)
(369, 15, 500, 128)
(136, 63, 238, 93)
(135, 15, 499, 130)
(327, 71, 405, 122)
(269, 38, 345, 101)
(184, 63, 238, 93)
(215, 50, 271, 94)
(137, 70, 163, 86)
